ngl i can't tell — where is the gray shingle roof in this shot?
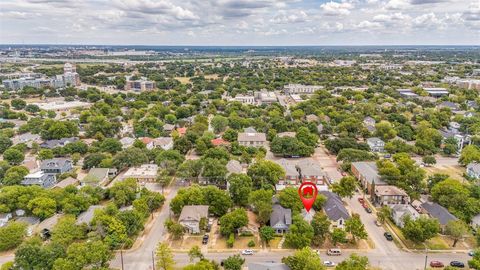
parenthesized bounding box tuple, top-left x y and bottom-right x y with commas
(421, 202, 458, 225)
(270, 204, 292, 229)
(40, 158, 71, 170)
(320, 191, 350, 221)
(352, 161, 386, 185)
(179, 205, 209, 223)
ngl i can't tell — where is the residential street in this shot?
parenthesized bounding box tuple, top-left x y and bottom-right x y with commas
(110, 183, 179, 270)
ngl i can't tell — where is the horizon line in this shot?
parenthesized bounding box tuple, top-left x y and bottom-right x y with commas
(1, 44, 479, 47)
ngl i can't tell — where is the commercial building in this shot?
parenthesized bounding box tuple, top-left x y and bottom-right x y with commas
(351, 161, 386, 195)
(31, 100, 91, 113)
(124, 76, 156, 91)
(283, 84, 323, 94)
(123, 164, 158, 184)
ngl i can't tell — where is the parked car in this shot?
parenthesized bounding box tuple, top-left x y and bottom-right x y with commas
(375, 220, 382, 226)
(326, 248, 342, 256)
(429, 261, 444, 268)
(358, 198, 365, 204)
(323, 261, 336, 267)
(241, 249, 254, 255)
(341, 171, 347, 176)
(202, 234, 209, 244)
(450, 261, 465, 268)
(384, 232, 393, 241)
(365, 207, 372, 213)
(468, 250, 475, 256)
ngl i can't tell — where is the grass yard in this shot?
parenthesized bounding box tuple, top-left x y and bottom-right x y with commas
(175, 77, 191, 84)
(268, 236, 283, 249)
(424, 165, 465, 182)
(170, 235, 203, 250)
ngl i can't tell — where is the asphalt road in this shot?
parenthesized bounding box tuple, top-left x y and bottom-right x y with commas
(110, 184, 179, 270)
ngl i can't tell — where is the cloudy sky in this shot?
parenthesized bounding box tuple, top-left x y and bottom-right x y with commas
(0, 0, 478, 45)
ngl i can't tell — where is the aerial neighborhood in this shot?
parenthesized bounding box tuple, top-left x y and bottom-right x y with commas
(0, 46, 479, 270)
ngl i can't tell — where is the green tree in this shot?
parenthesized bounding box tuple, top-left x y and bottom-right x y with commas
(345, 214, 368, 243)
(188, 246, 204, 262)
(336, 253, 370, 270)
(38, 149, 54, 160)
(282, 247, 325, 270)
(2, 166, 29, 185)
(248, 189, 273, 225)
(278, 187, 304, 213)
(332, 176, 357, 199)
(100, 138, 123, 154)
(219, 208, 248, 236)
(377, 206, 391, 224)
(113, 147, 149, 169)
(468, 249, 480, 270)
(445, 220, 469, 247)
(259, 226, 275, 246)
(247, 159, 285, 189)
(156, 242, 175, 270)
(211, 115, 229, 133)
(402, 216, 440, 243)
(28, 197, 57, 219)
(422, 155, 436, 166)
(222, 254, 245, 270)
(11, 99, 26, 110)
(459, 145, 480, 166)
(0, 136, 12, 154)
(331, 228, 348, 246)
(3, 148, 24, 165)
(227, 173, 253, 206)
(284, 215, 314, 249)
(311, 213, 331, 246)
(0, 222, 26, 251)
(51, 215, 85, 247)
(375, 121, 397, 140)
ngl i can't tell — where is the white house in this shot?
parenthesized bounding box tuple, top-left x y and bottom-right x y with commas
(178, 205, 209, 234)
(366, 137, 385, 152)
(390, 204, 421, 228)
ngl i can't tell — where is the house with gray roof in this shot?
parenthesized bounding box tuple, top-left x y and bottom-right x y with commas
(119, 137, 135, 149)
(366, 137, 385, 152)
(0, 213, 12, 227)
(351, 161, 386, 195)
(81, 168, 117, 187)
(226, 160, 243, 176)
(390, 204, 421, 228)
(269, 203, 292, 234)
(237, 132, 266, 147)
(421, 202, 458, 231)
(76, 205, 105, 225)
(12, 132, 42, 148)
(178, 205, 209, 234)
(40, 137, 78, 149)
(320, 191, 350, 229)
(40, 158, 72, 174)
(248, 262, 290, 270)
(471, 213, 480, 232)
(466, 162, 480, 179)
(22, 171, 56, 188)
(16, 216, 40, 236)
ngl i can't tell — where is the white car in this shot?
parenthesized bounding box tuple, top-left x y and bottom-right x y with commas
(324, 261, 336, 267)
(241, 249, 254, 255)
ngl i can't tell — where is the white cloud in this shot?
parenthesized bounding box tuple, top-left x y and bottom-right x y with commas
(320, 1, 354, 16)
(271, 10, 308, 23)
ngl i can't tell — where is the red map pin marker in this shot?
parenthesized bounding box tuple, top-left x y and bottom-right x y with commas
(298, 181, 318, 212)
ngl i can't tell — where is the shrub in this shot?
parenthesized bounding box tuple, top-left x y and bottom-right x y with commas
(247, 240, 255, 247)
(226, 233, 235, 248)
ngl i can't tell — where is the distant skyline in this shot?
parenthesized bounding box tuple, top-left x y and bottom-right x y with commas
(0, 0, 478, 46)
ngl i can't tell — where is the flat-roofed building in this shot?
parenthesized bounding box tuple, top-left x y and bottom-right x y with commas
(283, 84, 323, 94)
(123, 164, 158, 184)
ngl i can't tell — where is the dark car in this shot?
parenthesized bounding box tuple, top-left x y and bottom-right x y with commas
(429, 261, 444, 268)
(365, 207, 372, 213)
(202, 234, 209, 244)
(384, 232, 393, 241)
(450, 261, 465, 268)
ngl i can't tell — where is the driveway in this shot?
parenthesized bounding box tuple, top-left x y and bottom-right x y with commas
(312, 146, 343, 183)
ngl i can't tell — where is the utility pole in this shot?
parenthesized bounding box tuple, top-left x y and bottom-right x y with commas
(151, 250, 155, 270)
(424, 245, 428, 270)
(120, 249, 124, 270)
